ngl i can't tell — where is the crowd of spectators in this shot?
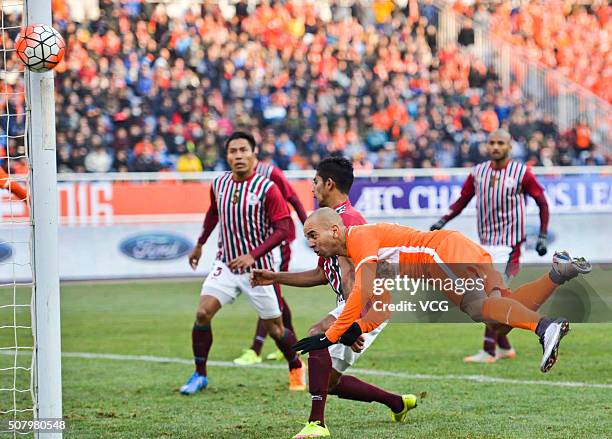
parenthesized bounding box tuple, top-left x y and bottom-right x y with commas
(1, 0, 610, 174)
(455, 0, 611, 103)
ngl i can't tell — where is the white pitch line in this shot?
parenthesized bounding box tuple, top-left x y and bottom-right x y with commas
(57, 351, 612, 390)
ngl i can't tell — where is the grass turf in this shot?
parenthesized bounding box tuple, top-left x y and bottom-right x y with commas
(1, 275, 611, 438)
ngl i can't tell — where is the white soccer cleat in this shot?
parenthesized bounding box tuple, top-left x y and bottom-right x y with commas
(463, 350, 496, 363)
(550, 251, 592, 284)
(538, 318, 570, 373)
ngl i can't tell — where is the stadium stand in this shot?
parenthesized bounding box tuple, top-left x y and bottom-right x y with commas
(2, 0, 609, 174)
(455, 0, 611, 104)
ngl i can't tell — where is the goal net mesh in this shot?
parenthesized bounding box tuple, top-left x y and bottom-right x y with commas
(0, 0, 35, 436)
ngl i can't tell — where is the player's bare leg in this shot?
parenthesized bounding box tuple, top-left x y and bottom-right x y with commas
(262, 317, 305, 391)
(180, 295, 221, 395)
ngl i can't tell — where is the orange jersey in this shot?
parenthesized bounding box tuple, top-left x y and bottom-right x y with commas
(324, 223, 506, 342)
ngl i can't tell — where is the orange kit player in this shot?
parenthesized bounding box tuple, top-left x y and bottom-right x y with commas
(294, 208, 591, 373)
(0, 167, 27, 201)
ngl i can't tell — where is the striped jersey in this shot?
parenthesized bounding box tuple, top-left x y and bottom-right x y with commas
(472, 160, 529, 246)
(443, 160, 548, 253)
(254, 161, 298, 242)
(255, 161, 274, 179)
(318, 199, 367, 304)
(211, 171, 289, 272)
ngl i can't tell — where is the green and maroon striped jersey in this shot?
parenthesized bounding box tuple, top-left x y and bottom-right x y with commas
(318, 199, 367, 304)
(473, 160, 528, 246)
(212, 171, 289, 272)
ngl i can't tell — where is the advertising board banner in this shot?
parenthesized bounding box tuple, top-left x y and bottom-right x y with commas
(350, 174, 612, 217)
(0, 175, 610, 225)
(0, 212, 609, 283)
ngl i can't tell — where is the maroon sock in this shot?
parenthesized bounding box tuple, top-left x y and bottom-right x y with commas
(308, 349, 332, 425)
(483, 326, 497, 356)
(192, 324, 212, 376)
(497, 333, 512, 350)
(330, 375, 404, 413)
(250, 318, 267, 356)
(274, 328, 302, 370)
(279, 294, 295, 334)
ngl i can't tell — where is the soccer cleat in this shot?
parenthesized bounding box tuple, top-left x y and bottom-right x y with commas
(233, 349, 262, 366)
(390, 394, 418, 423)
(550, 251, 592, 284)
(289, 361, 306, 391)
(179, 371, 208, 395)
(496, 347, 516, 360)
(463, 350, 496, 363)
(292, 421, 330, 438)
(265, 349, 284, 361)
(537, 317, 570, 373)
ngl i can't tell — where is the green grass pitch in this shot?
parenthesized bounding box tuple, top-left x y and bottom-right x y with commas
(1, 271, 611, 438)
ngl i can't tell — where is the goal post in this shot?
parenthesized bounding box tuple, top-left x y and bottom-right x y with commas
(25, 0, 62, 436)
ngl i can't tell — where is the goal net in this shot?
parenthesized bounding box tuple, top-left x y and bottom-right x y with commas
(0, 0, 62, 436)
(0, 0, 35, 435)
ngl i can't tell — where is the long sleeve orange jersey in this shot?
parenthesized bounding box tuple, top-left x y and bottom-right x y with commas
(324, 223, 503, 343)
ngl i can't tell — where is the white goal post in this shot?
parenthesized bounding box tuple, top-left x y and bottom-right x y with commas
(26, 0, 62, 437)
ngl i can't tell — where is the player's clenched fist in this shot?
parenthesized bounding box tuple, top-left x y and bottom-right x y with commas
(188, 245, 203, 270)
(250, 269, 276, 287)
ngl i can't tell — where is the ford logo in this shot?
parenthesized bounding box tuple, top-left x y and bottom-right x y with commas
(119, 233, 191, 261)
(0, 243, 12, 262)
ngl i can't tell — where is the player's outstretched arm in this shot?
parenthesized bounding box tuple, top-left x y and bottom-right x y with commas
(251, 267, 327, 288)
(431, 173, 475, 230)
(294, 275, 372, 355)
(324, 259, 378, 343)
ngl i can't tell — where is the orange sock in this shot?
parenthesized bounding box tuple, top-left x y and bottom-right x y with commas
(481, 297, 541, 332)
(509, 273, 557, 311)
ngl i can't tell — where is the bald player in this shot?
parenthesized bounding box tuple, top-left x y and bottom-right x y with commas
(431, 129, 550, 363)
(294, 208, 590, 374)
(252, 157, 416, 439)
